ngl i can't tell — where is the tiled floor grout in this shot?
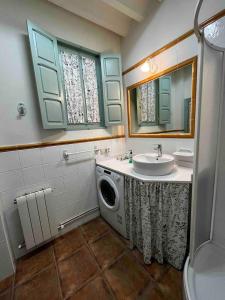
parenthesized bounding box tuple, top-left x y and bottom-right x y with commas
(156, 265, 171, 282)
(101, 272, 117, 299)
(54, 235, 97, 299)
(13, 247, 55, 288)
(65, 273, 99, 300)
(11, 272, 16, 300)
(51, 223, 112, 299)
(52, 246, 64, 300)
(131, 246, 172, 283)
(65, 224, 132, 299)
(3, 217, 183, 300)
(13, 263, 54, 288)
(76, 238, 102, 294)
(54, 243, 85, 263)
(100, 248, 133, 300)
(79, 226, 117, 299)
(79, 224, 158, 300)
(79, 221, 179, 299)
(80, 225, 111, 245)
(86, 231, 128, 267)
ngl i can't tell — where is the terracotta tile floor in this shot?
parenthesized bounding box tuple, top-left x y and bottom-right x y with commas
(0, 217, 183, 300)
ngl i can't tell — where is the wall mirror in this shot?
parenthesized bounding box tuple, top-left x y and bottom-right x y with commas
(127, 57, 197, 138)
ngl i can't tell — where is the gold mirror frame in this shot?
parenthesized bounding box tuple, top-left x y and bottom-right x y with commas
(127, 56, 197, 138)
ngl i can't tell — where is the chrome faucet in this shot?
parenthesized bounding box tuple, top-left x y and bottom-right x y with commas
(153, 144, 162, 158)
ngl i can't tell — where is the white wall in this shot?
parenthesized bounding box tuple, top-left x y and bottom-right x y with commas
(0, 0, 126, 280)
(123, 32, 197, 154)
(122, 0, 225, 157)
(0, 213, 14, 281)
(0, 138, 125, 275)
(125, 138, 194, 156)
(122, 0, 224, 158)
(122, 0, 225, 70)
(0, 0, 123, 147)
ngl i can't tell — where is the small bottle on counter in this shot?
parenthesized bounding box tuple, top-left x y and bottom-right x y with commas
(128, 149, 133, 163)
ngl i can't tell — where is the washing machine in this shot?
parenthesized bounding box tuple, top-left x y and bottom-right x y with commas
(96, 166, 128, 239)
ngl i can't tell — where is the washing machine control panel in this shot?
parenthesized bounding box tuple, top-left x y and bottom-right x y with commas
(96, 166, 122, 182)
(113, 174, 121, 182)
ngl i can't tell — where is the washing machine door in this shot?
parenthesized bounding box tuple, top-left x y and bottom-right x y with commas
(97, 175, 119, 211)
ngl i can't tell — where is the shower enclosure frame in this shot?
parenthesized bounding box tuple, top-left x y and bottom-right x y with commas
(184, 0, 225, 299)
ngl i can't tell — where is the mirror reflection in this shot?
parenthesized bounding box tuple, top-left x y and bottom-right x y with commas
(128, 58, 196, 137)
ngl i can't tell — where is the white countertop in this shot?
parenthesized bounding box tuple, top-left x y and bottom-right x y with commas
(96, 158, 193, 183)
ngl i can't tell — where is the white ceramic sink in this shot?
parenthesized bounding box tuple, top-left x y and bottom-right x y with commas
(133, 153, 175, 176)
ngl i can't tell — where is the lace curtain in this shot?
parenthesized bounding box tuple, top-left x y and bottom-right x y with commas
(137, 81, 156, 123)
(61, 51, 84, 124)
(60, 50, 100, 125)
(82, 56, 100, 123)
(125, 177, 191, 270)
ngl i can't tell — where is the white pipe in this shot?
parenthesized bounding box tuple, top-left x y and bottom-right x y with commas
(189, 37, 204, 265)
(210, 50, 225, 240)
(194, 0, 203, 41)
(57, 207, 99, 230)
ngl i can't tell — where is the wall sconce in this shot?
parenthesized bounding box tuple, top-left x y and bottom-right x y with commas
(141, 58, 158, 73)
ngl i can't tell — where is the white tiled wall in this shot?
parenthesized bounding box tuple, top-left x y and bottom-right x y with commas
(0, 138, 125, 279)
(0, 240, 14, 280)
(0, 214, 14, 281)
(125, 138, 194, 156)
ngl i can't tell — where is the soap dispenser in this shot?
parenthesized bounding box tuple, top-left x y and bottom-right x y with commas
(128, 149, 133, 163)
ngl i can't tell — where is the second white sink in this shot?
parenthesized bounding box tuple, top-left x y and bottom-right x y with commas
(133, 153, 175, 176)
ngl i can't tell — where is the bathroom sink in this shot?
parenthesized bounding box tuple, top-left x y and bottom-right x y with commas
(133, 153, 175, 176)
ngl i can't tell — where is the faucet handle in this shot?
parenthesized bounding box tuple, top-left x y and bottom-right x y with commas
(153, 144, 161, 150)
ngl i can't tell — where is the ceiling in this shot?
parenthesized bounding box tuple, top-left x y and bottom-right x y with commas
(47, 0, 156, 36)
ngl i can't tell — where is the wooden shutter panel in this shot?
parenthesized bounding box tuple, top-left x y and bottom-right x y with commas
(158, 76, 171, 124)
(100, 54, 124, 126)
(184, 97, 191, 132)
(27, 21, 67, 129)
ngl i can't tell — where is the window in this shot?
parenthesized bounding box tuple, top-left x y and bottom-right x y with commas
(136, 76, 171, 126)
(137, 81, 157, 126)
(59, 45, 104, 129)
(27, 21, 124, 130)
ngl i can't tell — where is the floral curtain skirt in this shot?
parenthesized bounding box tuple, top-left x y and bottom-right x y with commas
(125, 177, 191, 270)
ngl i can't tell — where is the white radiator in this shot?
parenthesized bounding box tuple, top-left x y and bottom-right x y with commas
(16, 188, 52, 249)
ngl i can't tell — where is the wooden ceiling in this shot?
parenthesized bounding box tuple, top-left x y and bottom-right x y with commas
(47, 0, 157, 36)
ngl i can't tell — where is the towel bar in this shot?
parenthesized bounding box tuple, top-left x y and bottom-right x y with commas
(63, 147, 110, 161)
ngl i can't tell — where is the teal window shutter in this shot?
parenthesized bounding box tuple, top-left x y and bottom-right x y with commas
(100, 54, 124, 126)
(27, 20, 67, 129)
(158, 76, 171, 124)
(184, 97, 191, 132)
